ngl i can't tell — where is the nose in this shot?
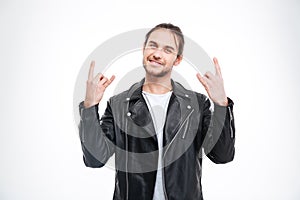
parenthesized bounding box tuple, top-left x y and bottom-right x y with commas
(153, 48, 163, 59)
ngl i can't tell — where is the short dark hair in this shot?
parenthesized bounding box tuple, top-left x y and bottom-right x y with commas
(144, 23, 185, 56)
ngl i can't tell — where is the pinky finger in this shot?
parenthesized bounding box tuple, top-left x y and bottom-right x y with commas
(104, 75, 116, 87)
(109, 75, 116, 84)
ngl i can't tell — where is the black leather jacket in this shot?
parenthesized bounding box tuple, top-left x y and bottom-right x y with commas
(79, 79, 235, 200)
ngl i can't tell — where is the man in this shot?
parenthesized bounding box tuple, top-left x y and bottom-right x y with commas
(79, 23, 235, 200)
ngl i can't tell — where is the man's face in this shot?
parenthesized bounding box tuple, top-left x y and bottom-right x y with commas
(143, 28, 182, 78)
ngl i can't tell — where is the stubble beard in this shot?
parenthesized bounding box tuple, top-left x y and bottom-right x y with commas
(143, 63, 171, 78)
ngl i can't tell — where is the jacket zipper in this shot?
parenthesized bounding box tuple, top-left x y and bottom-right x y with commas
(161, 108, 194, 200)
(163, 109, 194, 156)
(162, 160, 169, 200)
(228, 107, 234, 138)
(125, 114, 129, 200)
(81, 120, 85, 143)
(181, 109, 194, 139)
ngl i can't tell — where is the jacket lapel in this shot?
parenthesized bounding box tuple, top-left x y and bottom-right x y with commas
(163, 87, 194, 146)
(125, 79, 197, 147)
(126, 79, 157, 142)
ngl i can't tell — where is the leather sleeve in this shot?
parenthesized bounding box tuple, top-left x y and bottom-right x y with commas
(201, 97, 235, 164)
(78, 101, 116, 168)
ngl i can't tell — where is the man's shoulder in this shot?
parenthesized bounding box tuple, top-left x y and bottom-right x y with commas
(108, 81, 142, 103)
(172, 80, 208, 101)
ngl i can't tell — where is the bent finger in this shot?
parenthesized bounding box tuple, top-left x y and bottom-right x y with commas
(93, 73, 103, 84)
(204, 71, 214, 80)
(99, 77, 108, 85)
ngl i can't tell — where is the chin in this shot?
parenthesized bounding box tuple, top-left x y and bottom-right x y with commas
(143, 64, 169, 78)
(147, 69, 168, 77)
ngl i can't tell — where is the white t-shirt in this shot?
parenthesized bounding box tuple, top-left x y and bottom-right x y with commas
(142, 91, 172, 200)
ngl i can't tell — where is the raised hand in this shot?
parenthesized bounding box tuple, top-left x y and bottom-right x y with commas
(196, 57, 228, 106)
(84, 61, 115, 108)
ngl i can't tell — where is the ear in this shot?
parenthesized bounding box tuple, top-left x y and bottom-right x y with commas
(173, 55, 183, 66)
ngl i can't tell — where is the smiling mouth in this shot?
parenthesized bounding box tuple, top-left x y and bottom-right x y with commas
(148, 60, 163, 67)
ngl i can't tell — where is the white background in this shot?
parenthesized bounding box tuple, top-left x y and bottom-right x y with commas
(1, 0, 300, 199)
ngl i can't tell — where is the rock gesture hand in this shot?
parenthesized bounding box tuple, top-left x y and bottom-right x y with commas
(196, 57, 228, 106)
(84, 61, 115, 108)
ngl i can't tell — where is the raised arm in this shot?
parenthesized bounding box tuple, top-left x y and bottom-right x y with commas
(197, 57, 235, 163)
(79, 61, 116, 167)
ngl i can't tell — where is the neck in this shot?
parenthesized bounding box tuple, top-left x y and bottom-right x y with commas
(143, 75, 172, 94)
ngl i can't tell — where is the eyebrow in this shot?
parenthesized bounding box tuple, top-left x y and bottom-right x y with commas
(148, 41, 176, 51)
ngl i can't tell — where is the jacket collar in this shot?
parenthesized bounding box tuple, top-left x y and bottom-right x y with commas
(126, 78, 193, 102)
(124, 78, 197, 145)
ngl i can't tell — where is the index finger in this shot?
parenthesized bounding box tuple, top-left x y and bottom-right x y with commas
(88, 61, 95, 81)
(213, 57, 222, 77)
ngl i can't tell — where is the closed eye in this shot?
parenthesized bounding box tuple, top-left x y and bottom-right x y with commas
(147, 41, 157, 47)
(164, 48, 174, 54)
